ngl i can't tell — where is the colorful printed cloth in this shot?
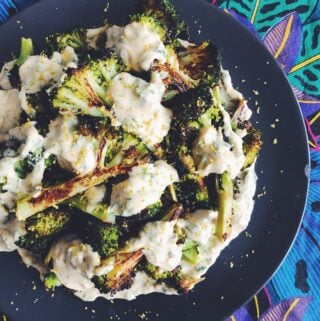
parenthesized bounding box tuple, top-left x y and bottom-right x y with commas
(0, 0, 319, 320)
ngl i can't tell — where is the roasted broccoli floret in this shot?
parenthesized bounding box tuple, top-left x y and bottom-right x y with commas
(178, 41, 221, 85)
(164, 86, 215, 175)
(45, 27, 87, 55)
(16, 37, 34, 67)
(52, 55, 125, 117)
(14, 147, 43, 179)
(130, 13, 167, 42)
(15, 209, 71, 260)
(242, 127, 262, 169)
(136, 0, 188, 40)
(76, 216, 121, 258)
(93, 249, 144, 293)
(174, 176, 212, 213)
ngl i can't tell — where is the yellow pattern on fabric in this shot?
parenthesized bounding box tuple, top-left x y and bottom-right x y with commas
(274, 15, 294, 59)
(290, 54, 320, 73)
(250, 0, 261, 23)
(254, 295, 260, 318)
(282, 298, 300, 321)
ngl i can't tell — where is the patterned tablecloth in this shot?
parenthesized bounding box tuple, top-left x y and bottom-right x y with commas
(0, 0, 319, 320)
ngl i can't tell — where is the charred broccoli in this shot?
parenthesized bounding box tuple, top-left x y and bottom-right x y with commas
(174, 176, 212, 213)
(52, 55, 125, 116)
(93, 249, 144, 293)
(77, 216, 121, 258)
(178, 41, 221, 85)
(242, 127, 262, 169)
(140, 261, 203, 292)
(164, 86, 215, 175)
(136, 0, 188, 40)
(15, 208, 71, 260)
(16, 37, 34, 67)
(45, 27, 87, 55)
(14, 147, 43, 179)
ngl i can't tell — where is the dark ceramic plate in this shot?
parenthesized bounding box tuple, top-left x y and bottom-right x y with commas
(0, 0, 309, 320)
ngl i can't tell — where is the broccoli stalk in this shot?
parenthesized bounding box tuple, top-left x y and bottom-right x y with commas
(215, 172, 233, 241)
(16, 162, 141, 221)
(16, 37, 34, 66)
(93, 249, 144, 293)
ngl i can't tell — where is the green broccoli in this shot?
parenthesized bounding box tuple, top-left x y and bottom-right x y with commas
(16, 37, 34, 66)
(242, 127, 262, 169)
(42, 154, 74, 188)
(76, 215, 121, 258)
(52, 55, 125, 117)
(174, 176, 212, 213)
(164, 86, 215, 175)
(130, 13, 167, 41)
(136, 0, 188, 40)
(44, 272, 60, 290)
(182, 239, 199, 265)
(15, 208, 71, 260)
(140, 261, 203, 293)
(45, 27, 87, 55)
(14, 147, 43, 179)
(93, 249, 144, 293)
(178, 41, 221, 85)
(215, 172, 233, 241)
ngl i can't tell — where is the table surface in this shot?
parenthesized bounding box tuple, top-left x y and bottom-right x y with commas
(0, 0, 319, 320)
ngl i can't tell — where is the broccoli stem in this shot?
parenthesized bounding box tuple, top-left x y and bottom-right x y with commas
(16, 162, 143, 221)
(215, 172, 233, 241)
(16, 37, 34, 66)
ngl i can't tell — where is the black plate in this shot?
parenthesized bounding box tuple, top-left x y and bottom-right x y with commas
(0, 1, 309, 320)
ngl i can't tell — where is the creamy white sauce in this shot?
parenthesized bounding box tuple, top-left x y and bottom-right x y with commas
(44, 113, 99, 175)
(51, 236, 100, 292)
(181, 165, 257, 278)
(19, 55, 64, 94)
(193, 109, 245, 179)
(85, 185, 106, 213)
(107, 72, 172, 147)
(0, 123, 45, 208)
(86, 26, 107, 49)
(52, 46, 79, 69)
(0, 60, 15, 90)
(75, 271, 177, 301)
(109, 160, 178, 217)
(0, 205, 26, 252)
(177, 210, 217, 246)
(127, 220, 182, 271)
(0, 89, 22, 134)
(106, 22, 167, 72)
